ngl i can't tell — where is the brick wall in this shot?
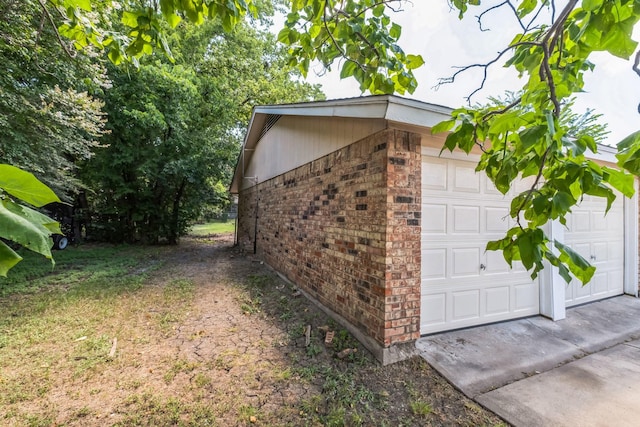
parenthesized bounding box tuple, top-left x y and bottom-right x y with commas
(237, 129, 421, 350)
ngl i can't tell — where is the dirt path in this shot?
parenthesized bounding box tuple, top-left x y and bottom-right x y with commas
(1, 236, 505, 426)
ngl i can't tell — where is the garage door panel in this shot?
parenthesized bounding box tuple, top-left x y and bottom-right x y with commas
(593, 212, 608, 231)
(421, 294, 446, 325)
(515, 283, 539, 311)
(571, 242, 591, 260)
(422, 249, 446, 279)
(610, 270, 624, 292)
(611, 242, 624, 261)
(452, 248, 481, 277)
(485, 207, 510, 233)
(592, 272, 609, 295)
(485, 286, 510, 315)
(569, 211, 590, 232)
(484, 250, 510, 274)
(423, 204, 447, 234)
(592, 242, 607, 263)
(423, 158, 448, 190)
(453, 205, 480, 233)
(453, 165, 480, 193)
(452, 290, 481, 321)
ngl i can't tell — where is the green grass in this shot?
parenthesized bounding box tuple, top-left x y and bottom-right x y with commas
(0, 241, 504, 427)
(188, 220, 235, 236)
(0, 244, 162, 297)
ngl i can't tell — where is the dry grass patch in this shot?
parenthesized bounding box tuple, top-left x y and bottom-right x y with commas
(0, 238, 506, 426)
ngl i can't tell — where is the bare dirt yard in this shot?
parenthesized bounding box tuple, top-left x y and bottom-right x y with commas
(0, 235, 505, 426)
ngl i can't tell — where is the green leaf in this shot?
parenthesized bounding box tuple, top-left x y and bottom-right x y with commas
(121, 11, 140, 28)
(554, 240, 595, 284)
(406, 54, 425, 70)
(603, 167, 634, 198)
(0, 240, 22, 277)
(0, 164, 61, 207)
(389, 23, 401, 40)
(431, 119, 456, 135)
(71, 0, 91, 11)
(616, 130, 640, 174)
(582, 0, 604, 11)
(340, 60, 358, 79)
(0, 200, 56, 263)
(165, 13, 182, 28)
(517, 233, 534, 270)
(551, 191, 575, 217)
(600, 23, 638, 59)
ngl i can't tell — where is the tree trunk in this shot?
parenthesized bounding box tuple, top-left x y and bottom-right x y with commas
(168, 179, 187, 245)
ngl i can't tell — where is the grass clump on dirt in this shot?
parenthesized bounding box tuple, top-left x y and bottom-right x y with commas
(0, 236, 505, 426)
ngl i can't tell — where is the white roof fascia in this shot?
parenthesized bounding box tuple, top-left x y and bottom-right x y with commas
(252, 95, 453, 124)
(593, 143, 619, 164)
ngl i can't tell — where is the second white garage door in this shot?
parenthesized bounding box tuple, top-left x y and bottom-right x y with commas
(564, 194, 624, 307)
(420, 155, 540, 334)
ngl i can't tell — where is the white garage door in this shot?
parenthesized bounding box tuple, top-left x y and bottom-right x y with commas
(420, 156, 540, 334)
(564, 194, 624, 307)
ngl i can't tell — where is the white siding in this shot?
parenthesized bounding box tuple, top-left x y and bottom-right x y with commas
(241, 116, 386, 189)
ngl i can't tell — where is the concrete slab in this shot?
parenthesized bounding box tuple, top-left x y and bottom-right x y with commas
(477, 341, 640, 427)
(415, 319, 583, 398)
(416, 296, 640, 398)
(527, 297, 640, 353)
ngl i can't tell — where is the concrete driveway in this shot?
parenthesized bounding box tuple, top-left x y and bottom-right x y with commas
(416, 296, 640, 427)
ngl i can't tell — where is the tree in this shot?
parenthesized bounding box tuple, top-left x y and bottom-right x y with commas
(7, 0, 640, 283)
(0, 0, 108, 201)
(0, 0, 109, 275)
(80, 19, 323, 244)
(431, 0, 640, 283)
(38, 0, 424, 94)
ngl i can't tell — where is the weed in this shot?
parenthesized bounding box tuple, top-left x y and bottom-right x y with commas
(279, 310, 293, 321)
(237, 404, 258, 423)
(193, 372, 211, 388)
(22, 413, 54, 427)
(272, 367, 293, 382)
(247, 274, 272, 288)
(72, 406, 92, 419)
(299, 394, 323, 416)
(293, 364, 321, 380)
(164, 359, 200, 384)
(116, 393, 184, 426)
(306, 342, 323, 357)
(410, 400, 432, 417)
(332, 328, 358, 352)
(325, 406, 347, 426)
(239, 296, 261, 315)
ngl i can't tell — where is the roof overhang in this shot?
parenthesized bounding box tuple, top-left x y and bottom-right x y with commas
(229, 95, 454, 193)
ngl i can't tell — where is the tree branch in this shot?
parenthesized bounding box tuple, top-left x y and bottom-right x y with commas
(476, 1, 525, 32)
(516, 145, 552, 229)
(37, 0, 76, 59)
(435, 41, 538, 103)
(322, 0, 367, 74)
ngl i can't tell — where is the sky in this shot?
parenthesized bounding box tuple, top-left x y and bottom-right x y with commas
(300, 1, 640, 146)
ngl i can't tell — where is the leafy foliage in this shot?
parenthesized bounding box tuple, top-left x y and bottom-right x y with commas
(0, 0, 108, 200)
(38, 0, 424, 94)
(278, 0, 424, 94)
(437, 0, 640, 283)
(81, 19, 323, 244)
(0, 165, 62, 276)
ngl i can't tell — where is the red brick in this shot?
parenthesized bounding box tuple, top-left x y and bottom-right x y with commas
(237, 129, 421, 349)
